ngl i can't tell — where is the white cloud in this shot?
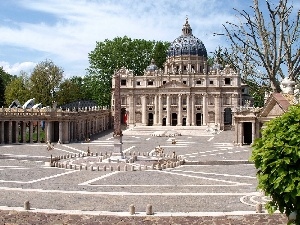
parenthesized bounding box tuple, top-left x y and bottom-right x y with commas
(0, 0, 239, 77)
(0, 61, 36, 75)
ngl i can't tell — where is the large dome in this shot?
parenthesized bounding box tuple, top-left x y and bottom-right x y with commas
(167, 18, 207, 57)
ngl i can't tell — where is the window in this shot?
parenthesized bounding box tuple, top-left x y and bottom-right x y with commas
(121, 97, 126, 105)
(183, 65, 187, 70)
(191, 65, 195, 70)
(121, 79, 126, 85)
(136, 97, 141, 105)
(183, 107, 186, 111)
(148, 81, 153, 85)
(196, 80, 201, 85)
(171, 96, 177, 105)
(182, 97, 187, 105)
(210, 80, 214, 85)
(136, 81, 141, 86)
(163, 107, 166, 111)
(195, 96, 202, 105)
(183, 80, 187, 84)
(225, 78, 231, 85)
(163, 81, 167, 84)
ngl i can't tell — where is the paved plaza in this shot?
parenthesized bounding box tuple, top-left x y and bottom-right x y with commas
(0, 126, 288, 224)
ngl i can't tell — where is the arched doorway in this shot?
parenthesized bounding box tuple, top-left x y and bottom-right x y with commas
(148, 113, 153, 126)
(121, 108, 127, 125)
(171, 113, 177, 126)
(224, 108, 232, 130)
(243, 122, 252, 144)
(162, 118, 166, 126)
(182, 118, 186, 126)
(196, 113, 202, 126)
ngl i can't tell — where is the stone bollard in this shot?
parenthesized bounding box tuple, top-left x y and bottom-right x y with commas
(79, 165, 82, 170)
(110, 166, 113, 171)
(69, 165, 73, 169)
(85, 165, 88, 170)
(117, 165, 120, 171)
(129, 204, 135, 215)
(90, 166, 94, 171)
(95, 152, 98, 156)
(146, 204, 153, 215)
(124, 165, 128, 171)
(256, 203, 262, 213)
(24, 201, 30, 210)
(103, 165, 106, 171)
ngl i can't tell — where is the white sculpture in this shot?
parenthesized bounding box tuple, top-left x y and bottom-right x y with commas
(280, 77, 296, 94)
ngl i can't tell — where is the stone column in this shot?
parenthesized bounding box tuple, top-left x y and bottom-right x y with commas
(141, 95, 147, 125)
(191, 94, 195, 126)
(186, 94, 190, 126)
(239, 122, 243, 144)
(154, 95, 158, 125)
(202, 94, 207, 125)
(29, 121, 33, 143)
(158, 94, 162, 125)
(252, 121, 256, 144)
(214, 94, 220, 126)
(58, 121, 63, 143)
(128, 94, 134, 127)
(166, 94, 170, 126)
(8, 121, 12, 144)
(177, 94, 182, 125)
(46, 121, 52, 143)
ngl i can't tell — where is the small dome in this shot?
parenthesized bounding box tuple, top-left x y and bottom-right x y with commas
(167, 18, 207, 57)
(146, 59, 158, 72)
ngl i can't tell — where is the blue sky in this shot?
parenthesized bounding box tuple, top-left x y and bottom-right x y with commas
(0, 0, 298, 78)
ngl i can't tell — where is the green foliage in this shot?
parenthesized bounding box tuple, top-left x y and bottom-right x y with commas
(87, 36, 169, 106)
(56, 76, 86, 106)
(4, 73, 31, 106)
(30, 60, 64, 107)
(0, 67, 15, 107)
(251, 105, 300, 224)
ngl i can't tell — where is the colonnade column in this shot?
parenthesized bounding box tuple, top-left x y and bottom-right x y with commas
(202, 94, 207, 125)
(141, 95, 147, 125)
(252, 121, 256, 144)
(128, 94, 134, 126)
(214, 94, 220, 127)
(154, 95, 158, 125)
(166, 94, 170, 126)
(158, 94, 162, 125)
(177, 94, 182, 126)
(191, 94, 195, 126)
(46, 121, 52, 143)
(186, 94, 190, 126)
(8, 121, 12, 144)
(58, 121, 63, 143)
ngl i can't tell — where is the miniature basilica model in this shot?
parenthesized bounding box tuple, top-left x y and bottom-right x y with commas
(112, 18, 243, 129)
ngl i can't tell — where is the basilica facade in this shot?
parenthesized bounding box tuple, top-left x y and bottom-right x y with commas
(111, 19, 244, 130)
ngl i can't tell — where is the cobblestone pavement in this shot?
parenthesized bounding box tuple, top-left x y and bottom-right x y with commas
(0, 126, 289, 224)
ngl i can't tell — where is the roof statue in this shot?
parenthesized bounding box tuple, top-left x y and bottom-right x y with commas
(22, 98, 36, 109)
(280, 77, 296, 94)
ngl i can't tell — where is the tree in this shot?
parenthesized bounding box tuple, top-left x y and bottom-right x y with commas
(0, 67, 14, 106)
(251, 105, 300, 224)
(56, 77, 86, 106)
(87, 36, 169, 106)
(223, 0, 300, 92)
(4, 72, 30, 106)
(30, 60, 64, 107)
